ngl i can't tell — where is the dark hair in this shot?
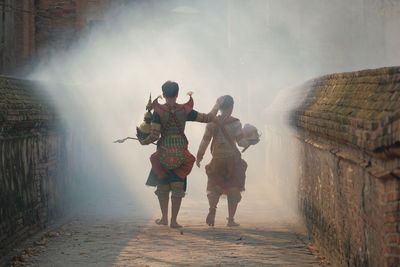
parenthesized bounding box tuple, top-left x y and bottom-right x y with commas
(220, 95, 234, 110)
(162, 81, 179, 98)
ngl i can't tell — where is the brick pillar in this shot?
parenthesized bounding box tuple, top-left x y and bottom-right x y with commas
(35, 0, 78, 61)
(34, 0, 110, 62)
(15, 0, 35, 74)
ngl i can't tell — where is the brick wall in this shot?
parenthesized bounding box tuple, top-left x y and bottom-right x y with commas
(15, 0, 35, 74)
(293, 67, 400, 266)
(34, 0, 110, 63)
(0, 0, 110, 76)
(0, 76, 69, 262)
(0, 0, 35, 75)
(35, 0, 80, 60)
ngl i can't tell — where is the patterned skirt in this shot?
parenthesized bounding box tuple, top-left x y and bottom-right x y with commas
(145, 148, 195, 191)
(205, 155, 247, 194)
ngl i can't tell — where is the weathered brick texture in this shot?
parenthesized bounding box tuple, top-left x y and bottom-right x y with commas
(0, 0, 110, 76)
(0, 77, 68, 261)
(293, 66, 400, 266)
(34, 0, 110, 62)
(0, 1, 35, 75)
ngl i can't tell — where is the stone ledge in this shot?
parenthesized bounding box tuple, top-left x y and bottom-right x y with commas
(0, 76, 61, 137)
(293, 66, 400, 267)
(293, 66, 400, 157)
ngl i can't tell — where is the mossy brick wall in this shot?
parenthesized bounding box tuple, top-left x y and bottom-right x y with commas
(293, 66, 400, 267)
(0, 76, 68, 260)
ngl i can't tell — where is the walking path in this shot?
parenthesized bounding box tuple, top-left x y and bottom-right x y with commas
(9, 199, 326, 267)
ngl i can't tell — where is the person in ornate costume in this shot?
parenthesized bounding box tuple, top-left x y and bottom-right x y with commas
(196, 95, 259, 227)
(138, 81, 224, 228)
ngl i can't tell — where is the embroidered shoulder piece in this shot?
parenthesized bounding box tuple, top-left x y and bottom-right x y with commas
(152, 96, 193, 117)
(152, 97, 164, 117)
(183, 96, 194, 114)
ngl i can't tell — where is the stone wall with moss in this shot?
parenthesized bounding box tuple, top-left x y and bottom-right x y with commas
(293, 66, 400, 267)
(0, 77, 68, 261)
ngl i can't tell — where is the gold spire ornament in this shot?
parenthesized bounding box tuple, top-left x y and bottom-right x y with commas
(136, 94, 153, 140)
(113, 94, 156, 145)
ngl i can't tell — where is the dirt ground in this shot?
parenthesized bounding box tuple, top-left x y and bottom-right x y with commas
(7, 197, 327, 267)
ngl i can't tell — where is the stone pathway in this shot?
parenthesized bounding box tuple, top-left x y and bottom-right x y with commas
(9, 213, 324, 267)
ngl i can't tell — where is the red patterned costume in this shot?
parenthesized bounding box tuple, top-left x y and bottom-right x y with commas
(141, 96, 218, 197)
(138, 81, 223, 228)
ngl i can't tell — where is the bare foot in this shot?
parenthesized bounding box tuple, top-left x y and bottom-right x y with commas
(227, 218, 240, 227)
(155, 218, 168, 225)
(206, 208, 216, 226)
(170, 222, 183, 228)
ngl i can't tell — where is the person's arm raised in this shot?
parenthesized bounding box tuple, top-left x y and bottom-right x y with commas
(188, 96, 226, 123)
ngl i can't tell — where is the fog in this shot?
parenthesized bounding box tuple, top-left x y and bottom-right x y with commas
(31, 0, 400, 223)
